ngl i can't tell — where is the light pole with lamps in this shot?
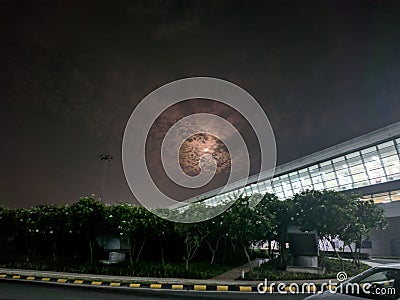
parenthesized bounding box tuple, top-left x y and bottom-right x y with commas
(100, 154, 113, 200)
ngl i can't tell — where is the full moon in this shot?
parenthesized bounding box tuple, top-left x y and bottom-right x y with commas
(179, 133, 230, 176)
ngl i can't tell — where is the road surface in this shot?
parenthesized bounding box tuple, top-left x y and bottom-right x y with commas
(0, 280, 305, 300)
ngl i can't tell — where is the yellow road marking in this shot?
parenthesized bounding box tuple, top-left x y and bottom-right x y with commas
(258, 286, 274, 292)
(304, 285, 316, 292)
(57, 279, 67, 283)
(172, 284, 183, 290)
(26, 277, 35, 280)
(0, 274, 7, 278)
(326, 285, 336, 291)
(41, 278, 51, 281)
(239, 286, 252, 292)
(91, 281, 102, 285)
(194, 285, 207, 291)
(110, 282, 120, 287)
(150, 283, 162, 289)
(217, 285, 228, 291)
(74, 280, 84, 284)
(12, 275, 21, 279)
(129, 283, 140, 288)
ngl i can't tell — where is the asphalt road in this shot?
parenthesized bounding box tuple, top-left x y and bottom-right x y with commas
(0, 280, 306, 300)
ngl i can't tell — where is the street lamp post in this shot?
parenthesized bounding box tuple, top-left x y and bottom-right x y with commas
(100, 154, 113, 201)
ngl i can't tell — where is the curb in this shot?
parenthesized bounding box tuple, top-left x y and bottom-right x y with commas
(0, 272, 336, 293)
(0, 273, 254, 292)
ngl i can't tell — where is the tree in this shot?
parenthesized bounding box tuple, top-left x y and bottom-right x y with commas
(291, 190, 356, 268)
(259, 193, 289, 262)
(0, 206, 12, 231)
(203, 213, 227, 265)
(224, 196, 273, 271)
(106, 203, 139, 265)
(35, 204, 67, 261)
(12, 207, 42, 259)
(342, 197, 386, 266)
(175, 222, 208, 272)
(67, 196, 105, 264)
(133, 206, 153, 262)
(150, 214, 174, 264)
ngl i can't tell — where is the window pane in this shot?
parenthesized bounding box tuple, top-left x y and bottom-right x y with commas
(280, 174, 291, 197)
(377, 140, 394, 150)
(361, 146, 377, 154)
(308, 164, 318, 171)
(382, 155, 400, 181)
(390, 190, 400, 202)
(250, 184, 260, 194)
(299, 170, 313, 190)
(285, 189, 294, 198)
(320, 161, 334, 173)
(346, 152, 363, 166)
(362, 151, 387, 184)
(349, 163, 366, 175)
(352, 172, 370, 188)
(378, 145, 397, 158)
(324, 179, 338, 189)
(289, 171, 300, 181)
(291, 180, 302, 194)
(309, 167, 324, 190)
(244, 186, 252, 196)
(323, 170, 337, 182)
(332, 157, 346, 170)
(372, 192, 391, 204)
(335, 167, 353, 190)
(265, 185, 274, 194)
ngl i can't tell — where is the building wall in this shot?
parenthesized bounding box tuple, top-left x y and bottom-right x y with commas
(366, 216, 400, 256)
(361, 201, 400, 256)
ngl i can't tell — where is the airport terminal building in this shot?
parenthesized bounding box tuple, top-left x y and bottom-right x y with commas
(189, 121, 400, 257)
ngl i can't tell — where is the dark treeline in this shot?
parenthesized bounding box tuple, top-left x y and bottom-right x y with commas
(0, 190, 386, 271)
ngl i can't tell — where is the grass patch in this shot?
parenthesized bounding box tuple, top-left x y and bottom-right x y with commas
(244, 257, 370, 281)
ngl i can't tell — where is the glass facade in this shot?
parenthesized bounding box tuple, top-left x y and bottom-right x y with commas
(201, 137, 400, 207)
(362, 190, 400, 203)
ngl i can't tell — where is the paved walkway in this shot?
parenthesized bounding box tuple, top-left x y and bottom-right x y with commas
(212, 256, 397, 281)
(212, 258, 268, 280)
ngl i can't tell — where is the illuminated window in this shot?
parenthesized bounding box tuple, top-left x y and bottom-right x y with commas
(309, 165, 324, 190)
(244, 185, 252, 196)
(333, 157, 353, 190)
(280, 174, 293, 197)
(289, 171, 302, 194)
(272, 179, 283, 196)
(299, 168, 313, 190)
(390, 190, 400, 202)
(362, 147, 387, 184)
(250, 183, 260, 194)
(372, 192, 391, 204)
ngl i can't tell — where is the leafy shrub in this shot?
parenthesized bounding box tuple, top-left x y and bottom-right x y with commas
(244, 257, 370, 280)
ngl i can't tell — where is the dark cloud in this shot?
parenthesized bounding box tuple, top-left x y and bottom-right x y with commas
(1, 0, 400, 207)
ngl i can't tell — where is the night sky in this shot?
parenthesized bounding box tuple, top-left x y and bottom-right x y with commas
(1, 0, 400, 208)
